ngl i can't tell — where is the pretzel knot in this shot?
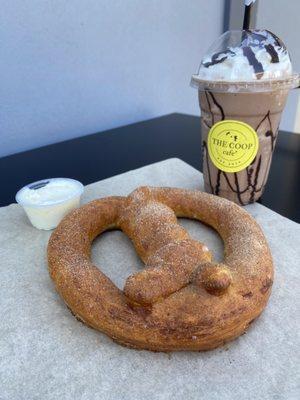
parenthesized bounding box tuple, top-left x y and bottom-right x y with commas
(48, 187, 273, 351)
(119, 187, 230, 304)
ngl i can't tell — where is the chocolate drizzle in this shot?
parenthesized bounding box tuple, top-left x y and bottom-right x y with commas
(246, 166, 254, 188)
(209, 92, 225, 120)
(250, 155, 262, 202)
(234, 173, 245, 206)
(256, 111, 277, 150)
(265, 130, 275, 150)
(253, 111, 277, 193)
(265, 44, 279, 63)
(242, 30, 268, 44)
(203, 91, 224, 197)
(204, 91, 214, 125)
(265, 30, 286, 50)
(242, 46, 264, 78)
(202, 49, 235, 68)
(203, 56, 227, 68)
(202, 140, 214, 194)
(215, 170, 221, 196)
(203, 90, 276, 205)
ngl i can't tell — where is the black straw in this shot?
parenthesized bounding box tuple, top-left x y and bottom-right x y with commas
(243, 4, 252, 30)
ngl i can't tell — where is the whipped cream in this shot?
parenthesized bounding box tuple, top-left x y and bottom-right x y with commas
(197, 30, 293, 82)
(199, 46, 292, 81)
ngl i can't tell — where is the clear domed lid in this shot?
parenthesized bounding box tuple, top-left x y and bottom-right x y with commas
(191, 29, 299, 92)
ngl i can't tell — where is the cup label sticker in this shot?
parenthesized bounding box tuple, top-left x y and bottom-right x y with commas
(207, 120, 259, 173)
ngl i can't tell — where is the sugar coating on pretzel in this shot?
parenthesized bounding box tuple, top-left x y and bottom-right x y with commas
(47, 187, 273, 351)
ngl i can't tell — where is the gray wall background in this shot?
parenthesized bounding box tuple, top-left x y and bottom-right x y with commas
(1, 0, 224, 157)
(1, 1, 299, 158)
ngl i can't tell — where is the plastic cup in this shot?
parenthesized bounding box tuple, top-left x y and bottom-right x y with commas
(191, 29, 299, 205)
(16, 178, 84, 230)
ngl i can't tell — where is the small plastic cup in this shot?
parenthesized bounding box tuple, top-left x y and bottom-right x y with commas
(16, 178, 84, 230)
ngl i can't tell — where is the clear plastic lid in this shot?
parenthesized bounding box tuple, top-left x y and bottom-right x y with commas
(191, 29, 299, 92)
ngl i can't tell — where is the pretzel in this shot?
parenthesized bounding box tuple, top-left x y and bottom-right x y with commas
(47, 187, 273, 351)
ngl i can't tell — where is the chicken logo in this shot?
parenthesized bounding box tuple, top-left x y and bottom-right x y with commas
(208, 120, 259, 173)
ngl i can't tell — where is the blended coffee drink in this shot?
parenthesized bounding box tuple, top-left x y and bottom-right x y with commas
(191, 30, 299, 205)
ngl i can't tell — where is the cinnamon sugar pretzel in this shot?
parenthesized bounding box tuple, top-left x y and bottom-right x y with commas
(47, 187, 273, 351)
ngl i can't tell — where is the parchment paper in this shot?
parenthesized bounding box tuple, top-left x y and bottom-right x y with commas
(0, 158, 299, 400)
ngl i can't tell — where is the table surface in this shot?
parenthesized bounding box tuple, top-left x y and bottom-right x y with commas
(1, 158, 299, 400)
(1, 113, 299, 222)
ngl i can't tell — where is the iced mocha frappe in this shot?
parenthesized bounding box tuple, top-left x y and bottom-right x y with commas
(191, 30, 299, 205)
